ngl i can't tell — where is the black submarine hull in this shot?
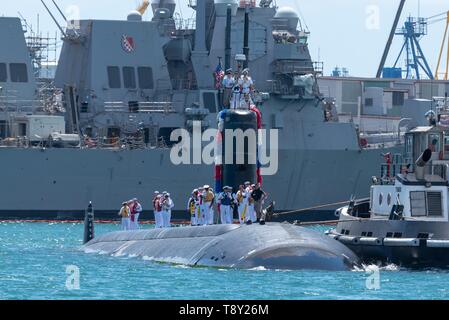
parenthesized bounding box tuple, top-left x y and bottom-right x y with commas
(82, 223, 360, 271)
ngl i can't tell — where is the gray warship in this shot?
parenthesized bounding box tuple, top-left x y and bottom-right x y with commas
(0, 0, 402, 221)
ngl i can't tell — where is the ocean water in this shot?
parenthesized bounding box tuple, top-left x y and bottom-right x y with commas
(1, 221, 449, 300)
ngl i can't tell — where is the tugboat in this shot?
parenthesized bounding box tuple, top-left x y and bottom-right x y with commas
(328, 106, 449, 268)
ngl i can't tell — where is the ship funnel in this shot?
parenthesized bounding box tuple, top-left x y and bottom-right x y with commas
(415, 149, 432, 180)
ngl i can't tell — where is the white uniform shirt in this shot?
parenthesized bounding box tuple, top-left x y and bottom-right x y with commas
(222, 76, 236, 89)
(239, 76, 253, 94)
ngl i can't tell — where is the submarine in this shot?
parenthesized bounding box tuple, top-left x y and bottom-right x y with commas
(81, 108, 360, 271)
(82, 223, 360, 271)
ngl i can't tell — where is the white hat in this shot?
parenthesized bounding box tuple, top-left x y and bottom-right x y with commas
(154, 191, 160, 194)
(204, 185, 210, 189)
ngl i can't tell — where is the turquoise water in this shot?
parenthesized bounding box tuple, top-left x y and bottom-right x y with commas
(1, 222, 449, 300)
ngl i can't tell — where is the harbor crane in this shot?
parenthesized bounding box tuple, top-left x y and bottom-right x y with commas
(432, 11, 449, 80)
(376, 0, 406, 78)
(377, 0, 448, 80)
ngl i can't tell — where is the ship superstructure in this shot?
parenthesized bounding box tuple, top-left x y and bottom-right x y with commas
(0, 1, 402, 220)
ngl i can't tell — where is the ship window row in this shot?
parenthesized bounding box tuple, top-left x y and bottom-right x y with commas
(107, 66, 153, 90)
(0, 63, 28, 83)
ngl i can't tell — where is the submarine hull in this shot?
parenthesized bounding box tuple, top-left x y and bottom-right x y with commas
(82, 223, 360, 271)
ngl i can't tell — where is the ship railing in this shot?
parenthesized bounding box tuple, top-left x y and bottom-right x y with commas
(380, 163, 449, 184)
(103, 102, 176, 114)
(273, 63, 316, 75)
(0, 136, 30, 148)
(269, 80, 304, 96)
(82, 135, 170, 150)
(174, 16, 196, 31)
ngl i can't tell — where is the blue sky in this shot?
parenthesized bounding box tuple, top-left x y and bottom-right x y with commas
(1, 0, 447, 77)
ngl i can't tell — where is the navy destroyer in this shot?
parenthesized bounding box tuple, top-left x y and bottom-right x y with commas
(0, 1, 402, 221)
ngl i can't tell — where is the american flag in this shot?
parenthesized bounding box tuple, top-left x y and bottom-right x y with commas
(214, 59, 225, 89)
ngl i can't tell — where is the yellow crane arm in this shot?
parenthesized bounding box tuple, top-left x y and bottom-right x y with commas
(137, 0, 150, 15)
(435, 11, 449, 80)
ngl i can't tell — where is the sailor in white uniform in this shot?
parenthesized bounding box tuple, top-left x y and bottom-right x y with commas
(153, 191, 163, 228)
(222, 69, 236, 108)
(162, 192, 174, 228)
(217, 186, 235, 224)
(202, 185, 215, 225)
(238, 68, 254, 109)
(246, 183, 257, 223)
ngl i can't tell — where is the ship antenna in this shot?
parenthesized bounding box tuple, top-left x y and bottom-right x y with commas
(243, 1, 250, 69)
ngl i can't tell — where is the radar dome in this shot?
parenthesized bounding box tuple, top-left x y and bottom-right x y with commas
(127, 10, 143, 21)
(274, 7, 299, 30)
(151, 0, 176, 17)
(214, 0, 238, 16)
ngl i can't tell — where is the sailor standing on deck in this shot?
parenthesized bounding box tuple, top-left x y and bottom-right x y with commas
(222, 69, 235, 108)
(251, 183, 267, 222)
(238, 69, 254, 105)
(230, 70, 242, 110)
(236, 185, 248, 225)
(188, 189, 199, 226)
(162, 192, 174, 228)
(217, 186, 235, 224)
(118, 202, 130, 231)
(246, 183, 257, 223)
(131, 198, 142, 230)
(197, 187, 205, 225)
(202, 185, 216, 225)
(153, 191, 163, 228)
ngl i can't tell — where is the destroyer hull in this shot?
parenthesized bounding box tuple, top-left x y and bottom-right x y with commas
(0, 145, 400, 220)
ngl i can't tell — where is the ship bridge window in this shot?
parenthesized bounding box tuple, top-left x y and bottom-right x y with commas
(0, 63, 7, 82)
(9, 63, 28, 83)
(107, 66, 121, 89)
(123, 67, 136, 89)
(138, 67, 154, 89)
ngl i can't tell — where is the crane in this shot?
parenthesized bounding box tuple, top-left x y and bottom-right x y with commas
(136, 0, 150, 15)
(376, 0, 406, 78)
(431, 11, 449, 80)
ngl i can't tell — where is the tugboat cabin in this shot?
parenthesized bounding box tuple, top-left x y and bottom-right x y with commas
(371, 126, 449, 222)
